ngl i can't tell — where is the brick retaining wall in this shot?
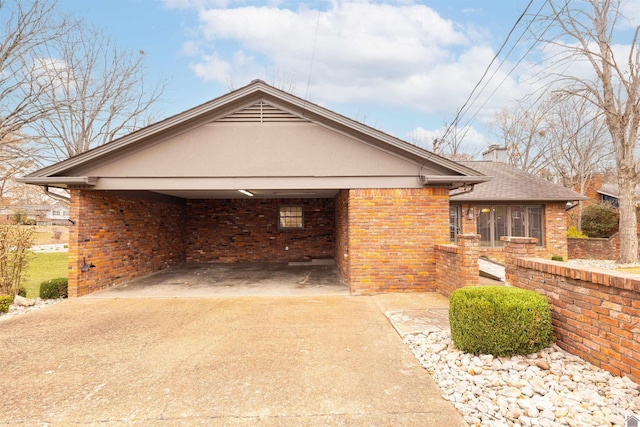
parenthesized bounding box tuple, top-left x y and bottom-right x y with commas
(503, 237, 640, 384)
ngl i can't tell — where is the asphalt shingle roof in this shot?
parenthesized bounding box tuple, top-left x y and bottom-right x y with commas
(450, 161, 587, 202)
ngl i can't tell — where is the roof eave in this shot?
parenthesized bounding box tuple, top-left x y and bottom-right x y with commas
(15, 176, 98, 188)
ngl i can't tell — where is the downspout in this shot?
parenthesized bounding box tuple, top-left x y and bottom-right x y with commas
(44, 186, 71, 204)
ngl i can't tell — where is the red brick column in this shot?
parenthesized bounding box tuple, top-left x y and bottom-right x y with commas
(502, 237, 537, 285)
(435, 234, 480, 296)
(347, 187, 449, 294)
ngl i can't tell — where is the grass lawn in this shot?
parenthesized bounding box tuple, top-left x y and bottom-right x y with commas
(23, 252, 68, 298)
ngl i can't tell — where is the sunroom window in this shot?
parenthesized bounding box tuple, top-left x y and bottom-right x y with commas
(477, 205, 544, 247)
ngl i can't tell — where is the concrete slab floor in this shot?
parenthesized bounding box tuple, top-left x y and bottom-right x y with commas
(88, 263, 349, 298)
(0, 295, 467, 426)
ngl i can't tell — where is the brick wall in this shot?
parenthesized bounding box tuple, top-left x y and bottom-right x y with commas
(568, 233, 640, 261)
(568, 237, 615, 260)
(68, 190, 187, 297)
(347, 187, 449, 294)
(503, 237, 640, 384)
(185, 198, 335, 263)
(435, 234, 480, 296)
(334, 190, 349, 283)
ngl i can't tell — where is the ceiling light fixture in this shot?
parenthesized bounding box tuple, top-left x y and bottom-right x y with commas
(238, 190, 254, 197)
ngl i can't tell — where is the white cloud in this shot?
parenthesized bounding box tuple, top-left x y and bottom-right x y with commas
(173, 0, 538, 132)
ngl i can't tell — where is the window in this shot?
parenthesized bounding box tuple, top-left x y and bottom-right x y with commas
(449, 205, 461, 243)
(278, 205, 303, 230)
(477, 205, 544, 247)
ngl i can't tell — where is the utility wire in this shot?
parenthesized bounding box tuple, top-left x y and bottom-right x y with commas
(304, 7, 322, 101)
(439, 0, 535, 144)
(456, 0, 565, 143)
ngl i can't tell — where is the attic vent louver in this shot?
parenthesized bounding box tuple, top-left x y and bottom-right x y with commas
(218, 101, 307, 123)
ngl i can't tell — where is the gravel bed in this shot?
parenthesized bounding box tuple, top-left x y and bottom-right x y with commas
(566, 259, 640, 270)
(0, 298, 64, 321)
(405, 330, 640, 427)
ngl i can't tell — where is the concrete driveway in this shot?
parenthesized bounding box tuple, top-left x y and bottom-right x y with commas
(0, 296, 466, 426)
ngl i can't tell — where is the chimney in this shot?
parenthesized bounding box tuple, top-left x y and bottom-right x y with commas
(482, 145, 508, 162)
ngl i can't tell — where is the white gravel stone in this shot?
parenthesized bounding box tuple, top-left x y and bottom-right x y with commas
(0, 298, 63, 321)
(404, 330, 640, 427)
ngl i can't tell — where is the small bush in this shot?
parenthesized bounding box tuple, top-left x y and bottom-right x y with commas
(39, 278, 68, 299)
(17, 286, 27, 297)
(581, 202, 619, 238)
(566, 226, 587, 239)
(449, 286, 553, 357)
(0, 295, 12, 313)
(551, 255, 564, 262)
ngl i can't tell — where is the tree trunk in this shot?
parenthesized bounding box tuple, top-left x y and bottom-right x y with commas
(617, 175, 638, 263)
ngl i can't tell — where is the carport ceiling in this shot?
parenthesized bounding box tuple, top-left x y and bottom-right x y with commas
(154, 189, 339, 199)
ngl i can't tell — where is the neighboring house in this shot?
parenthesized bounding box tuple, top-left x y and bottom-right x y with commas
(18, 80, 490, 297)
(0, 204, 70, 225)
(597, 183, 640, 208)
(22, 204, 70, 225)
(450, 146, 586, 263)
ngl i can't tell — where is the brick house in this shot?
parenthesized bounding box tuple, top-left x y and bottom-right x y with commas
(19, 80, 491, 297)
(450, 147, 586, 263)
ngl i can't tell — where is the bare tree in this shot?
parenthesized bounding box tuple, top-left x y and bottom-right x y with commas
(544, 95, 613, 229)
(540, 0, 640, 263)
(0, 134, 34, 201)
(489, 97, 554, 176)
(29, 24, 165, 163)
(0, 0, 77, 160)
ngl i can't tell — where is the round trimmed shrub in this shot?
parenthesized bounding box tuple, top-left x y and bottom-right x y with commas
(449, 286, 553, 356)
(39, 278, 69, 299)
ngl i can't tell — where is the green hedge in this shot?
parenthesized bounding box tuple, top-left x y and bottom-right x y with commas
(0, 295, 12, 313)
(39, 278, 69, 299)
(449, 286, 553, 356)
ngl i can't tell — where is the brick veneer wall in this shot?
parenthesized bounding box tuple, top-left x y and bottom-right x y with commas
(347, 187, 449, 294)
(68, 190, 187, 297)
(503, 237, 640, 384)
(334, 190, 349, 283)
(185, 198, 335, 263)
(435, 234, 480, 296)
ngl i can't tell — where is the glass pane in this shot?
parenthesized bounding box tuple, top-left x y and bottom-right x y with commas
(510, 205, 526, 237)
(449, 206, 460, 243)
(493, 206, 507, 247)
(528, 206, 544, 245)
(279, 206, 303, 229)
(477, 206, 491, 247)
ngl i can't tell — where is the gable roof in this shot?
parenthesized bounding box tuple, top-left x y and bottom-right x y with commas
(598, 183, 640, 200)
(450, 161, 587, 202)
(19, 80, 489, 197)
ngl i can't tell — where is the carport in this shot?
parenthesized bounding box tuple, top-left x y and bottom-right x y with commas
(19, 80, 489, 297)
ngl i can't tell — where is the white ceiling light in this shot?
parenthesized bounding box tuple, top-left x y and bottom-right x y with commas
(238, 189, 254, 197)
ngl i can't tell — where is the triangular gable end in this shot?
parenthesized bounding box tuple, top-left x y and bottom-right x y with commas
(18, 80, 491, 195)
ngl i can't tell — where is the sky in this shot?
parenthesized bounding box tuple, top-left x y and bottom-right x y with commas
(55, 0, 640, 158)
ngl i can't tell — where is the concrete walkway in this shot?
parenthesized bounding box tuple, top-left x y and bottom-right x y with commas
(0, 294, 466, 426)
(478, 258, 506, 282)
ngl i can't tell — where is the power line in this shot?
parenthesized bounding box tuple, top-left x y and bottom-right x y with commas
(439, 0, 535, 144)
